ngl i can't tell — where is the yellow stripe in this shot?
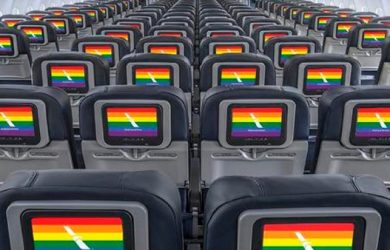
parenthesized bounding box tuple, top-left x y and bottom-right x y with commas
(33, 233, 123, 241)
(263, 238, 353, 247)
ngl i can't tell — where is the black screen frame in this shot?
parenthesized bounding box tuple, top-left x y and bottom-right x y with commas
(20, 26, 45, 45)
(148, 44, 180, 55)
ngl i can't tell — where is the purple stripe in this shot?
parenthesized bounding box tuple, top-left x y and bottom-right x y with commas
(0, 131, 35, 136)
(232, 132, 281, 137)
(109, 131, 157, 137)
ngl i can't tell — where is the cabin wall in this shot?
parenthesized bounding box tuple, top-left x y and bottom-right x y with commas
(0, 0, 76, 16)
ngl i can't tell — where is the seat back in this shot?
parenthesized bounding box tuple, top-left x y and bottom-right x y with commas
(377, 38, 390, 85)
(149, 25, 194, 42)
(242, 17, 281, 36)
(283, 54, 361, 128)
(199, 25, 245, 40)
(351, 12, 379, 23)
(96, 26, 142, 52)
(80, 7, 106, 32)
(204, 174, 389, 250)
(251, 25, 297, 53)
(372, 16, 390, 27)
(323, 17, 362, 54)
(199, 17, 237, 28)
(0, 15, 32, 28)
(200, 87, 309, 186)
(315, 86, 390, 180)
(294, 9, 321, 36)
(307, 13, 338, 46)
(0, 28, 32, 84)
(26, 11, 51, 21)
(43, 15, 78, 51)
(199, 36, 257, 64)
(0, 85, 75, 181)
(64, 11, 93, 38)
(114, 18, 151, 36)
(32, 52, 110, 127)
(45, 7, 67, 16)
(0, 170, 183, 250)
(79, 86, 189, 186)
(264, 36, 321, 85)
(15, 21, 59, 61)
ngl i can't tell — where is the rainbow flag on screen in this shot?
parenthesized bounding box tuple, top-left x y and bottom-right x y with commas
(231, 107, 282, 138)
(31, 217, 124, 250)
(280, 45, 309, 66)
(362, 30, 387, 47)
(30, 14, 46, 21)
(264, 32, 289, 43)
(50, 65, 86, 88)
(135, 67, 171, 86)
(338, 12, 352, 18)
(48, 20, 66, 34)
(211, 32, 236, 37)
(215, 45, 243, 54)
(220, 67, 257, 86)
(85, 11, 97, 22)
(157, 32, 183, 37)
(262, 223, 354, 250)
(149, 45, 178, 55)
(21, 27, 44, 43)
(359, 16, 374, 23)
(303, 12, 313, 24)
(317, 17, 333, 30)
(306, 67, 343, 90)
(84, 45, 113, 64)
(107, 107, 158, 137)
(336, 23, 357, 38)
(355, 107, 390, 137)
(0, 36, 13, 54)
(105, 32, 129, 41)
(0, 106, 34, 136)
(52, 10, 65, 16)
(4, 19, 23, 27)
(70, 15, 83, 27)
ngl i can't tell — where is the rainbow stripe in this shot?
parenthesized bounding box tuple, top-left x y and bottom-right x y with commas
(99, 7, 107, 16)
(135, 67, 171, 86)
(83, 44, 114, 64)
(359, 16, 374, 23)
(118, 22, 142, 30)
(105, 32, 129, 41)
(317, 17, 333, 30)
(107, 107, 158, 137)
(380, 21, 390, 27)
(336, 22, 357, 38)
(303, 12, 314, 24)
(31, 217, 124, 250)
(355, 107, 390, 137)
(231, 107, 282, 138)
(338, 12, 352, 18)
(70, 15, 84, 27)
(262, 223, 354, 250)
(210, 32, 236, 37)
(157, 32, 183, 37)
(30, 14, 46, 21)
(264, 32, 290, 43)
(362, 30, 387, 47)
(220, 67, 257, 86)
(21, 27, 44, 43)
(85, 11, 97, 23)
(0, 36, 14, 55)
(215, 45, 243, 55)
(0, 106, 35, 136)
(50, 65, 86, 88)
(292, 10, 298, 19)
(280, 45, 309, 67)
(47, 20, 66, 34)
(306, 67, 343, 90)
(3, 19, 23, 27)
(149, 45, 178, 55)
(52, 10, 65, 16)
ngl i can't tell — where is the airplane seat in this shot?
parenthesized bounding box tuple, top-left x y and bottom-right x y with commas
(163, 12, 195, 21)
(0, 15, 32, 28)
(15, 21, 59, 61)
(251, 25, 297, 53)
(26, 11, 50, 21)
(284, 6, 303, 28)
(80, 7, 106, 33)
(0, 170, 183, 250)
(351, 12, 379, 24)
(157, 18, 195, 30)
(0, 28, 32, 85)
(136, 36, 194, 65)
(294, 9, 321, 36)
(114, 18, 151, 37)
(31, 52, 110, 127)
(149, 25, 195, 44)
(242, 18, 282, 37)
(0, 85, 76, 181)
(377, 38, 390, 85)
(79, 85, 190, 188)
(42, 15, 78, 51)
(264, 36, 321, 85)
(346, 24, 390, 85)
(307, 13, 339, 46)
(200, 87, 309, 186)
(236, 12, 271, 27)
(372, 16, 390, 26)
(198, 17, 237, 28)
(97, 5, 115, 26)
(323, 17, 362, 54)
(45, 7, 67, 16)
(275, 3, 294, 24)
(199, 36, 257, 64)
(96, 26, 142, 53)
(199, 25, 245, 40)
(71, 36, 130, 85)
(283, 53, 361, 129)
(315, 86, 390, 180)
(199, 53, 276, 102)
(64, 11, 93, 38)
(204, 174, 388, 250)
(126, 13, 155, 27)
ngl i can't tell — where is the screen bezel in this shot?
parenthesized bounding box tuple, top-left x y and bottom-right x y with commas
(303, 65, 347, 96)
(212, 43, 246, 55)
(132, 65, 174, 86)
(315, 15, 338, 31)
(155, 30, 185, 37)
(217, 65, 259, 86)
(260, 30, 292, 51)
(21, 210, 135, 250)
(2, 18, 26, 28)
(46, 63, 90, 94)
(18, 25, 48, 45)
(252, 217, 366, 250)
(66, 13, 86, 29)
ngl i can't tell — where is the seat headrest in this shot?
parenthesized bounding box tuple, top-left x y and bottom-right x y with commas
(351, 12, 379, 23)
(116, 53, 192, 92)
(114, 18, 151, 35)
(0, 28, 31, 62)
(372, 16, 390, 25)
(79, 86, 189, 141)
(243, 17, 282, 34)
(251, 25, 298, 51)
(26, 11, 51, 20)
(199, 17, 237, 28)
(283, 54, 361, 89)
(324, 17, 363, 39)
(42, 15, 78, 35)
(149, 25, 195, 41)
(63, 11, 93, 28)
(201, 86, 309, 140)
(199, 25, 245, 39)
(97, 4, 115, 18)
(204, 174, 390, 250)
(31, 51, 110, 88)
(0, 170, 183, 250)
(379, 37, 390, 66)
(79, 7, 105, 23)
(96, 25, 143, 51)
(0, 15, 32, 28)
(200, 53, 276, 91)
(157, 18, 195, 29)
(308, 13, 338, 30)
(199, 36, 257, 63)
(136, 36, 194, 64)
(347, 23, 390, 50)
(15, 20, 58, 43)
(0, 84, 73, 140)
